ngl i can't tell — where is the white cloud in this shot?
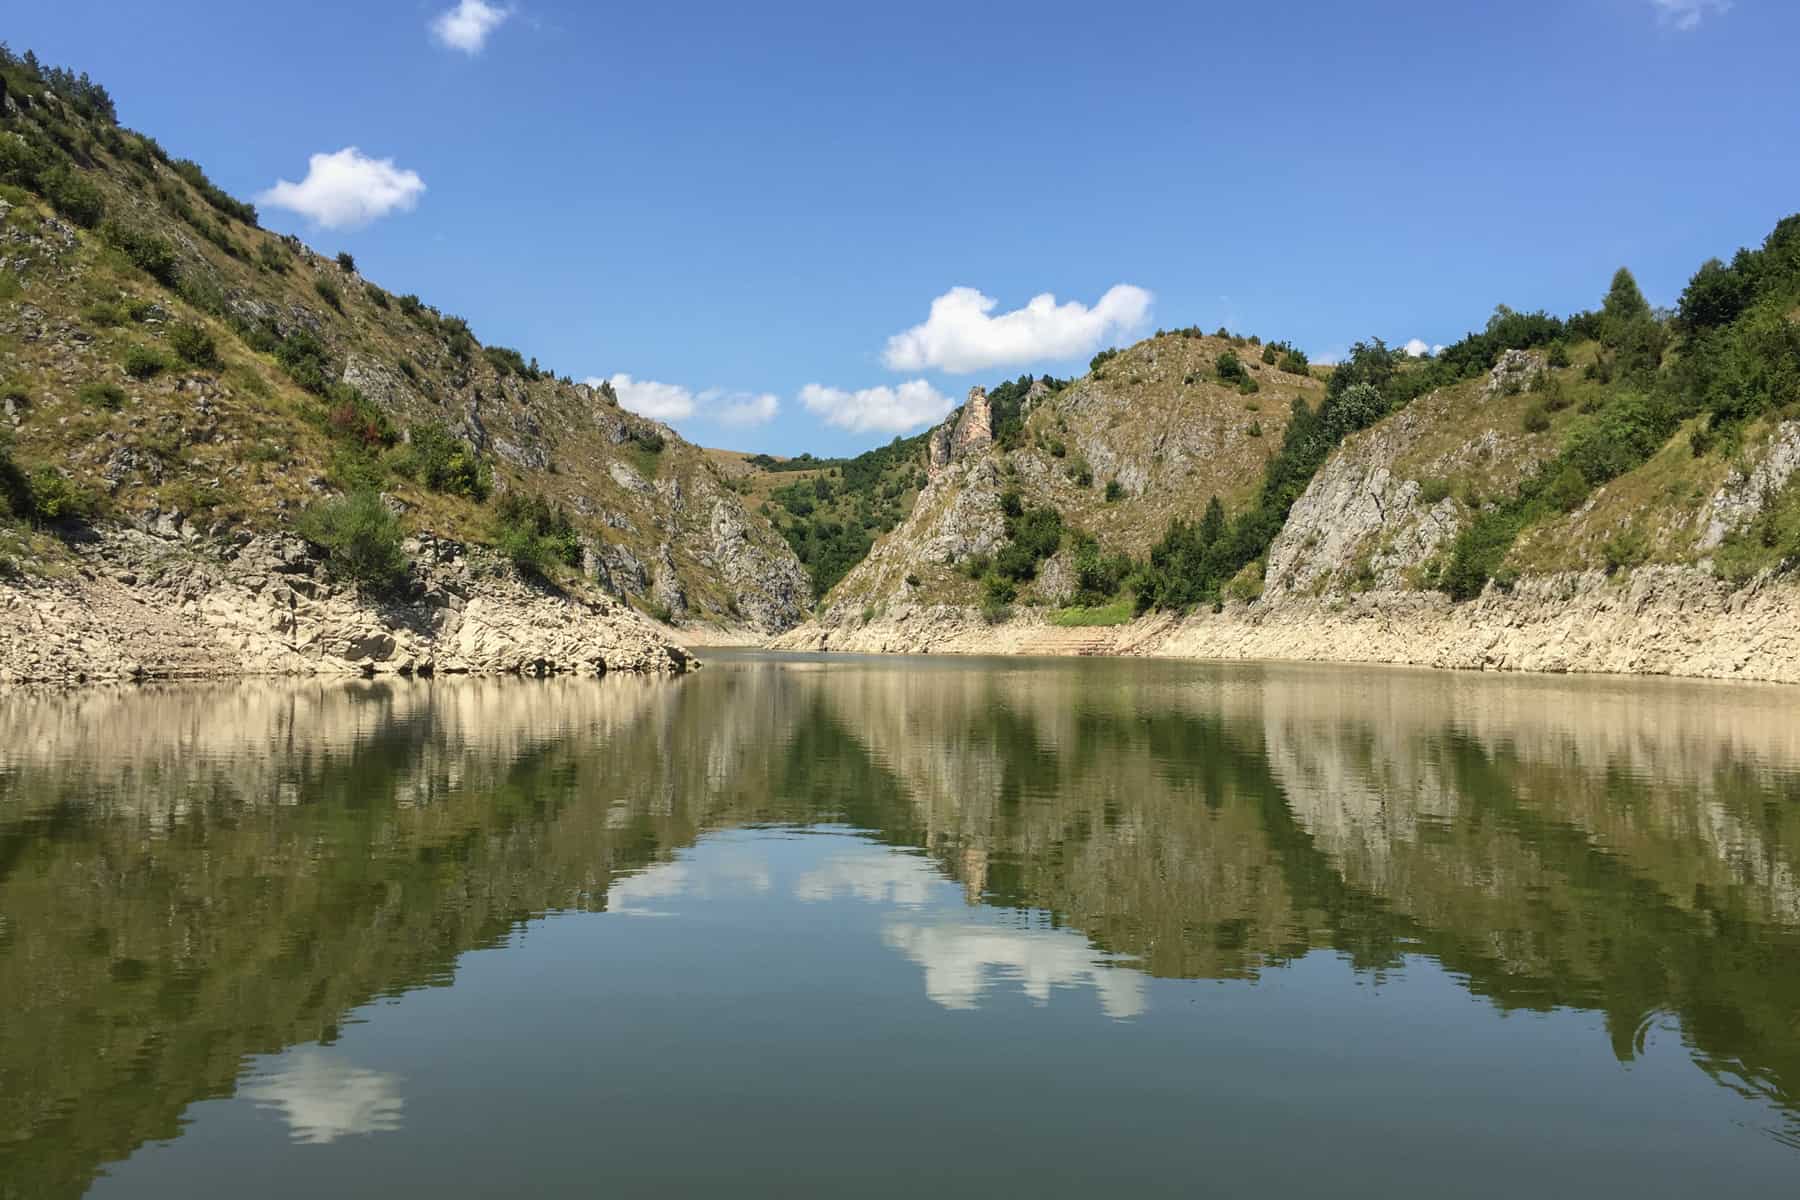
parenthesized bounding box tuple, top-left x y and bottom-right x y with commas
(883, 921, 1146, 1019)
(1402, 338, 1445, 358)
(431, 0, 511, 53)
(259, 148, 425, 230)
(1650, 0, 1730, 30)
(800, 380, 954, 434)
(592, 377, 779, 427)
(241, 1050, 404, 1145)
(796, 851, 940, 908)
(605, 373, 696, 422)
(882, 284, 1153, 374)
(711, 391, 781, 427)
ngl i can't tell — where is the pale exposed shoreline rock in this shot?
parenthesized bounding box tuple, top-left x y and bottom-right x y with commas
(0, 526, 695, 685)
(774, 565, 1800, 686)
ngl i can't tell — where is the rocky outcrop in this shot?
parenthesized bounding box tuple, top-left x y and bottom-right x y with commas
(951, 386, 993, 457)
(1700, 420, 1800, 550)
(927, 386, 994, 477)
(777, 567, 1800, 685)
(0, 525, 694, 685)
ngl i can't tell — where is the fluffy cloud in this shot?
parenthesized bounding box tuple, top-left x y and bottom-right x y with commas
(1402, 338, 1447, 358)
(603, 374, 696, 422)
(586, 377, 780, 427)
(882, 284, 1153, 374)
(259, 148, 425, 230)
(713, 391, 781, 427)
(799, 380, 954, 434)
(431, 0, 511, 53)
(1650, 0, 1730, 30)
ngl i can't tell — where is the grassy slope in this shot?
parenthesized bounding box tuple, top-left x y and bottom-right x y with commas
(0, 68, 801, 627)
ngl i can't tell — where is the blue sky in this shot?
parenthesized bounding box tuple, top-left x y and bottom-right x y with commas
(10, 0, 1798, 454)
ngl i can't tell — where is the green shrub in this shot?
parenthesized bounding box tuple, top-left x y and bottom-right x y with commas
(25, 467, 96, 522)
(1602, 526, 1650, 573)
(1104, 479, 1125, 502)
(257, 241, 288, 274)
(275, 329, 332, 393)
(168, 321, 219, 368)
(1261, 344, 1279, 365)
(364, 284, 388, 309)
(1067, 457, 1093, 487)
(78, 381, 126, 410)
(1246, 420, 1263, 437)
(39, 164, 104, 227)
(123, 344, 168, 379)
(1546, 342, 1571, 368)
(324, 386, 396, 450)
(0, 432, 33, 519)
(295, 490, 409, 589)
(400, 421, 490, 500)
(100, 220, 177, 285)
(81, 299, 126, 327)
(1278, 349, 1311, 376)
(1522, 404, 1550, 433)
(1216, 350, 1247, 383)
(336, 251, 356, 273)
(1418, 478, 1451, 505)
(493, 492, 581, 576)
(1089, 348, 1119, 374)
(313, 276, 342, 311)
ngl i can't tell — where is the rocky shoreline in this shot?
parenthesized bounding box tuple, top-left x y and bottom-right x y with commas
(0, 523, 696, 685)
(775, 565, 1800, 686)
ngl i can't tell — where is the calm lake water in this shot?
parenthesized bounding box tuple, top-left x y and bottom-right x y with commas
(2, 652, 1798, 1197)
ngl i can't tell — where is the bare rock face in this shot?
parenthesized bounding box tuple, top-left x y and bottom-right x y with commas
(927, 387, 995, 478)
(0, 528, 694, 686)
(1700, 420, 1800, 551)
(1485, 349, 1545, 398)
(951, 386, 993, 457)
(705, 496, 809, 632)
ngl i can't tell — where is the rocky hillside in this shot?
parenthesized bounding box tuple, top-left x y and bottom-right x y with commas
(0, 47, 808, 678)
(803, 332, 1324, 626)
(784, 219, 1800, 684)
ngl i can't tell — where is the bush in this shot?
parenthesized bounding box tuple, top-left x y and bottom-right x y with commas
(257, 241, 288, 273)
(25, 468, 97, 522)
(336, 251, 356, 273)
(324, 386, 396, 450)
(1105, 480, 1125, 502)
(78, 381, 125, 409)
(275, 329, 332, 393)
(81, 299, 126, 327)
(1522, 404, 1551, 433)
(168, 321, 218, 368)
(313, 277, 342, 311)
(1089, 348, 1119, 374)
(1418, 478, 1451, 505)
(1216, 350, 1247, 383)
(364, 284, 389, 309)
(1602, 526, 1650, 573)
(123, 344, 168, 379)
(1261, 344, 1279, 365)
(1278, 349, 1310, 376)
(493, 492, 581, 577)
(401, 421, 490, 500)
(39, 164, 104, 227)
(101, 220, 177, 286)
(1546, 342, 1571, 369)
(296, 490, 409, 589)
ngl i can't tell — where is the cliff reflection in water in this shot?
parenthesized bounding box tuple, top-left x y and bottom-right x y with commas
(2, 658, 1799, 1196)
